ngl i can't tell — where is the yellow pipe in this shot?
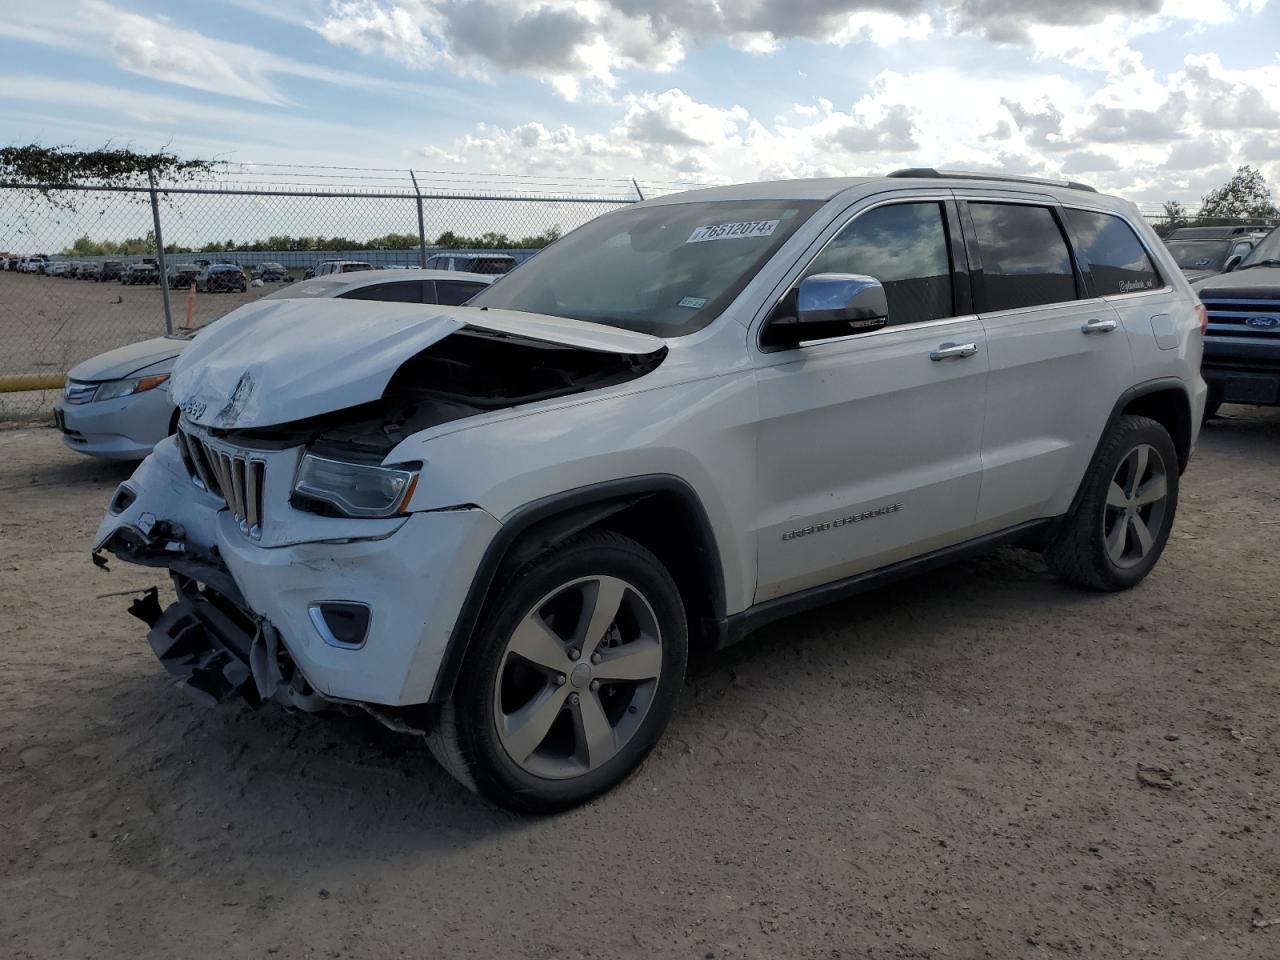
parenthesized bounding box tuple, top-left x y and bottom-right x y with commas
(0, 374, 65, 393)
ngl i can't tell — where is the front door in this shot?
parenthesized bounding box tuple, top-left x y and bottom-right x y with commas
(753, 197, 988, 603)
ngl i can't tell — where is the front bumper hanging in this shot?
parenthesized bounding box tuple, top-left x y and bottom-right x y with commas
(104, 524, 328, 712)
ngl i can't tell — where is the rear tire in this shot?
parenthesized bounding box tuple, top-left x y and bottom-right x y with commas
(1043, 414, 1179, 591)
(428, 530, 687, 813)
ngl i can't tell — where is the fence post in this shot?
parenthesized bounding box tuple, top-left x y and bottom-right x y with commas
(409, 170, 428, 268)
(148, 170, 174, 336)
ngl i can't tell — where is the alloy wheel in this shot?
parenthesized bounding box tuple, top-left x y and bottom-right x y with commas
(1103, 442, 1170, 569)
(493, 575, 663, 780)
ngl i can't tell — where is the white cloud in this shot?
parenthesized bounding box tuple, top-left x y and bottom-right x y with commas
(0, 0, 422, 105)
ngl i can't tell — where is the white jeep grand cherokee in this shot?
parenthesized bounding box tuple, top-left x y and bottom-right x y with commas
(94, 170, 1207, 812)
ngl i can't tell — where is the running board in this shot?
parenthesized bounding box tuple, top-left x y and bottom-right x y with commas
(713, 518, 1056, 649)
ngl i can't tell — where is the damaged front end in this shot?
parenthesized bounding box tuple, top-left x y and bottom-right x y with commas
(93, 298, 666, 723)
(97, 468, 330, 712)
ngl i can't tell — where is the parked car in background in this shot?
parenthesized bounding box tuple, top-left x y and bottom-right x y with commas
(254, 262, 291, 282)
(66, 261, 84, 278)
(55, 269, 494, 460)
(166, 264, 202, 289)
(47, 261, 70, 277)
(423, 252, 517, 274)
(99, 260, 126, 282)
(123, 263, 159, 285)
(196, 263, 248, 293)
(308, 259, 375, 278)
(79, 262, 102, 281)
(22, 255, 49, 273)
(1193, 226, 1280, 419)
(94, 171, 1204, 812)
(1164, 226, 1268, 284)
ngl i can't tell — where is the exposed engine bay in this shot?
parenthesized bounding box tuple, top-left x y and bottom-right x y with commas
(212, 326, 666, 461)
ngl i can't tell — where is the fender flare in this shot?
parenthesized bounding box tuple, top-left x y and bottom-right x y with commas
(427, 474, 726, 703)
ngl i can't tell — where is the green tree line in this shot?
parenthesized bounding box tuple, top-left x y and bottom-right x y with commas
(61, 226, 563, 257)
(1155, 165, 1279, 236)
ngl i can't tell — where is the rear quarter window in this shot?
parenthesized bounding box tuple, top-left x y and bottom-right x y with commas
(1065, 209, 1163, 296)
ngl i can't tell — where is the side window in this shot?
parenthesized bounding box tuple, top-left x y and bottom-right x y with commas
(1064, 208, 1162, 296)
(969, 203, 1077, 311)
(433, 280, 486, 306)
(340, 281, 422, 303)
(804, 202, 954, 327)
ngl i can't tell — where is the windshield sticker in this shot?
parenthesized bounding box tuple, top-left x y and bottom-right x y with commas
(678, 296, 709, 309)
(686, 220, 780, 243)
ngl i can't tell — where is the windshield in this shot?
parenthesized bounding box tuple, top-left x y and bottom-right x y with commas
(468, 199, 823, 335)
(1166, 239, 1230, 271)
(1240, 228, 1280, 268)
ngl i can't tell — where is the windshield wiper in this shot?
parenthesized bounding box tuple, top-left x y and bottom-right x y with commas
(1237, 259, 1280, 271)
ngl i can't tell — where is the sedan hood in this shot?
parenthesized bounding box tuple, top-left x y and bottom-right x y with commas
(68, 335, 186, 382)
(171, 298, 665, 429)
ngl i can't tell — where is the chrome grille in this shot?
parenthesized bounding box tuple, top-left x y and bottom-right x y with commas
(177, 428, 266, 539)
(1203, 298, 1280, 339)
(63, 380, 98, 405)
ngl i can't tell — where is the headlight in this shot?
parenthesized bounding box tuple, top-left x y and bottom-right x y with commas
(292, 453, 420, 519)
(93, 374, 169, 402)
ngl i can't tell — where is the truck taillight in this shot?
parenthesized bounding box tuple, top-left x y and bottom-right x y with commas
(1195, 303, 1208, 336)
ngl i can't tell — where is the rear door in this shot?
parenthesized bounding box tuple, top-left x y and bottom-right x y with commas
(959, 193, 1135, 530)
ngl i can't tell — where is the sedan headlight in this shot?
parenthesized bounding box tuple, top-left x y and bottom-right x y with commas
(292, 453, 420, 519)
(92, 374, 169, 402)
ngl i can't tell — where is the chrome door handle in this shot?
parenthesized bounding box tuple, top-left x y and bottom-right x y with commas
(929, 341, 978, 361)
(1082, 318, 1118, 335)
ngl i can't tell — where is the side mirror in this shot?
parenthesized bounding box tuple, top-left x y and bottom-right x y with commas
(1223, 254, 1243, 273)
(763, 273, 889, 347)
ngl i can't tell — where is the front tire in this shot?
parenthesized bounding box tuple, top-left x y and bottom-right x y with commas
(1043, 414, 1179, 591)
(429, 530, 687, 813)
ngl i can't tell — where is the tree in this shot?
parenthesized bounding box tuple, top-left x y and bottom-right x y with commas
(1198, 165, 1278, 222)
(1156, 200, 1187, 237)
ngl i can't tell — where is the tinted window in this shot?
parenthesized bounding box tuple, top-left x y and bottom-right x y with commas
(804, 202, 954, 327)
(433, 280, 486, 306)
(1065, 209, 1161, 296)
(970, 203, 1077, 311)
(1166, 240, 1230, 272)
(340, 281, 422, 303)
(466, 257, 516, 275)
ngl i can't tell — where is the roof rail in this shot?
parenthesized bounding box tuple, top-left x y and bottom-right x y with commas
(887, 168, 1099, 194)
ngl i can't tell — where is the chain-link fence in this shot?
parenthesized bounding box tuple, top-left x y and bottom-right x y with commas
(0, 168, 652, 419)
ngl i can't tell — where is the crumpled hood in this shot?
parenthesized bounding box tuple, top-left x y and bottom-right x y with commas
(1193, 265, 1280, 299)
(68, 335, 186, 382)
(171, 298, 665, 429)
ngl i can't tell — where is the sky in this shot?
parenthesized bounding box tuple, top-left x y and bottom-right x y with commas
(2, 0, 1280, 207)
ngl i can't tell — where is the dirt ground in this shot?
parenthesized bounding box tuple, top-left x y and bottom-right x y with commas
(1, 409, 1277, 960)
(0, 270, 287, 380)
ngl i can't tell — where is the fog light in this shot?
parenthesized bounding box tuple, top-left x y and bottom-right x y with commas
(109, 483, 137, 515)
(308, 602, 371, 649)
